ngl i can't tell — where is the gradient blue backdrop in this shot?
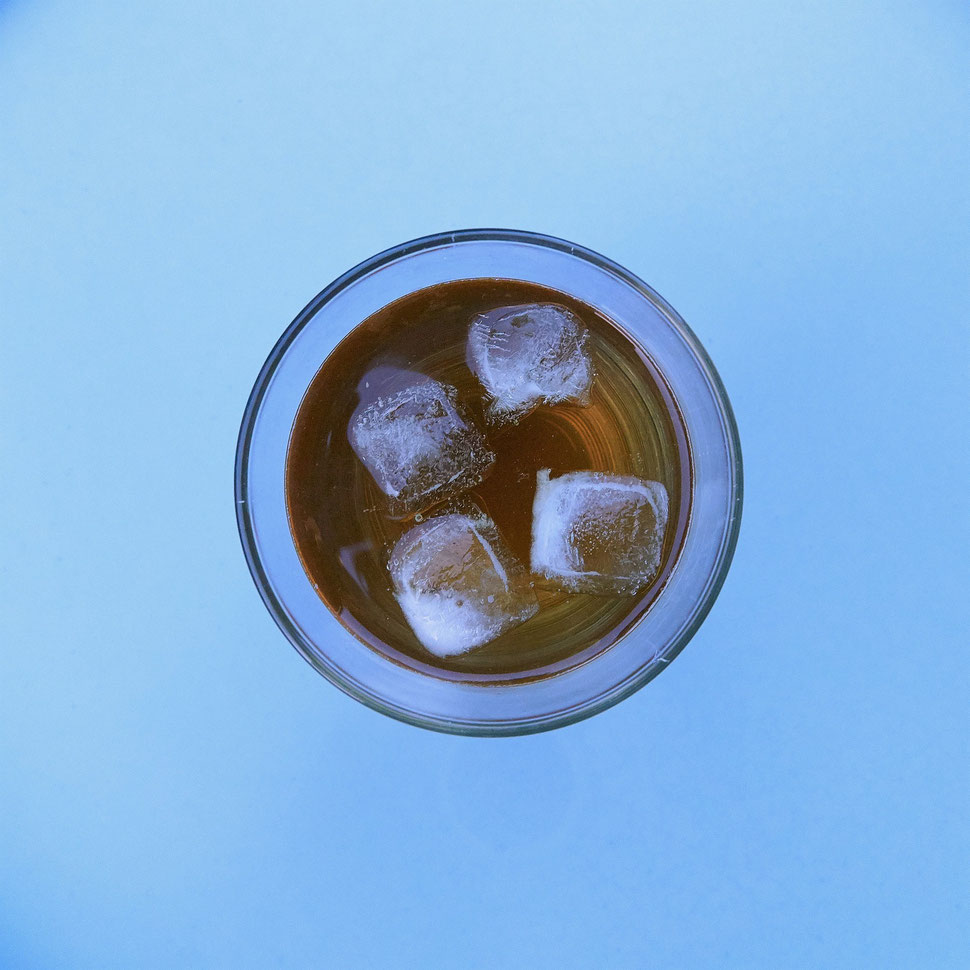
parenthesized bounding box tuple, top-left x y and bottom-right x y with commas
(2, 1, 967, 967)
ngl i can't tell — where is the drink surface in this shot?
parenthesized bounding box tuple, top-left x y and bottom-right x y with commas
(286, 279, 691, 683)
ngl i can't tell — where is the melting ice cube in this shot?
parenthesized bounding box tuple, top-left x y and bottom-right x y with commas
(467, 303, 594, 422)
(348, 373, 494, 516)
(531, 469, 669, 595)
(389, 510, 539, 657)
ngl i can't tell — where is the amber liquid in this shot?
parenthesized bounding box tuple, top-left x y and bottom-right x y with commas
(286, 279, 692, 683)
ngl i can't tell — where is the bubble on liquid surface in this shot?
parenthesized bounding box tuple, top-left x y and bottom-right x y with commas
(466, 304, 594, 423)
(531, 469, 668, 595)
(389, 510, 539, 657)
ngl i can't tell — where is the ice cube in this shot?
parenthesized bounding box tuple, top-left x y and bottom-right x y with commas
(531, 469, 669, 595)
(467, 303, 594, 422)
(389, 511, 539, 657)
(348, 373, 494, 516)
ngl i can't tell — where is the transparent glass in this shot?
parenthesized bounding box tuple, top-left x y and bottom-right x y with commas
(235, 230, 742, 735)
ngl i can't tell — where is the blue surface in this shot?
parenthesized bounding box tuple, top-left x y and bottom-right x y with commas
(1, 1, 968, 966)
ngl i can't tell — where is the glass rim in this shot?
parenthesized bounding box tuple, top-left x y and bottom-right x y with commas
(235, 228, 743, 736)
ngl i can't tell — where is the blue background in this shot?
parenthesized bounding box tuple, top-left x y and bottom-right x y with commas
(2, 1, 967, 966)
